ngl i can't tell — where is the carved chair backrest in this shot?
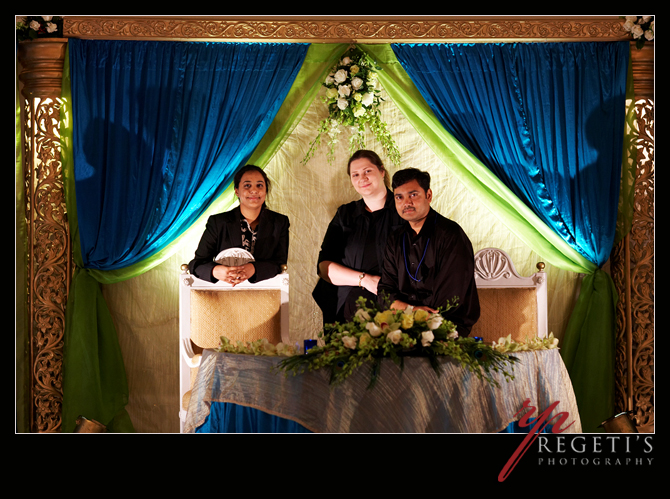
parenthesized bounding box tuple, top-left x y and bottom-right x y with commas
(470, 248, 547, 343)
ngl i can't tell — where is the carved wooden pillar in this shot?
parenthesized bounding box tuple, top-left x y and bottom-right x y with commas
(610, 42, 654, 432)
(17, 38, 71, 433)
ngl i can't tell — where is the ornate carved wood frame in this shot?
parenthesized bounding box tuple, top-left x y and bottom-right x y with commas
(16, 16, 654, 432)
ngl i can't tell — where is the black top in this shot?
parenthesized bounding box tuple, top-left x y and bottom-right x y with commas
(188, 206, 289, 283)
(377, 208, 480, 336)
(313, 190, 404, 324)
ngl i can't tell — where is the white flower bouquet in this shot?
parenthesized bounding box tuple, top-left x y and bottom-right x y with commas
(492, 333, 560, 353)
(622, 16, 654, 49)
(276, 295, 520, 389)
(16, 16, 63, 41)
(302, 45, 401, 167)
(217, 336, 298, 357)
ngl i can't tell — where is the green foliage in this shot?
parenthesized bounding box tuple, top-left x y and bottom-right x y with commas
(276, 295, 520, 389)
(302, 45, 401, 167)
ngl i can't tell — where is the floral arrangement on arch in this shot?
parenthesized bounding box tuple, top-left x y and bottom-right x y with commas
(16, 16, 63, 41)
(274, 296, 520, 389)
(302, 45, 401, 167)
(622, 16, 654, 49)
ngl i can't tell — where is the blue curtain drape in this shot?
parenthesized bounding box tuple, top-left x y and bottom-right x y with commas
(62, 39, 308, 432)
(391, 42, 629, 267)
(391, 42, 630, 432)
(69, 39, 309, 270)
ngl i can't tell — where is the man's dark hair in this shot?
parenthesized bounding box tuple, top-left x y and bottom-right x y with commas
(392, 168, 431, 193)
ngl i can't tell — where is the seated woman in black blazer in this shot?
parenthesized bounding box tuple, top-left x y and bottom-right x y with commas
(188, 165, 289, 285)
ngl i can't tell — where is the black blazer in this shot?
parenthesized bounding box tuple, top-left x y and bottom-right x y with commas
(188, 206, 289, 283)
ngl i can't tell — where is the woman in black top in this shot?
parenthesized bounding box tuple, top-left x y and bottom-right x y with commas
(188, 165, 289, 285)
(314, 150, 403, 324)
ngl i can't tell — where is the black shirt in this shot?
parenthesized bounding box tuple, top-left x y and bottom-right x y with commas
(378, 208, 480, 335)
(314, 190, 404, 323)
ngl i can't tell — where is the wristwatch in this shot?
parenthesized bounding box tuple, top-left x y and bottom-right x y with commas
(358, 273, 365, 288)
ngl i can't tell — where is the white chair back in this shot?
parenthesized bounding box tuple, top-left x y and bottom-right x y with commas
(471, 248, 547, 343)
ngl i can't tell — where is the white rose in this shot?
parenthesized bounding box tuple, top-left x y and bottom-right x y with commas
(325, 74, 335, 85)
(351, 77, 364, 90)
(426, 314, 444, 330)
(355, 308, 371, 322)
(276, 342, 296, 356)
(645, 29, 654, 41)
(361, 93, 374, 107)
(421, 331, 434, 347)
(631, 25, 644, 38)
(338, 84, 351, 97)
(447, 331, 459, 340)
(337, 98, 348, 110)
(353, 105, 365, 118)
(46, 23, 57, 33)
(30, 20, 40, 30)
(366, 322, 382, 337)
(387, 330, 402, 345)
(42, 16, 53, 21)
(326, 87, 339, 99)
(341, 57, 352, 65)
(342, 335, 357, 350)
(334, 69, 348, 83)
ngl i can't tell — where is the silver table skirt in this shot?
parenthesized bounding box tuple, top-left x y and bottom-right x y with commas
(184, 348, 582, 433)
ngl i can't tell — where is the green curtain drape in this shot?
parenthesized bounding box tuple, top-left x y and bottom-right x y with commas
(359, 44, 637, 433)
(59, 43, 347, 432)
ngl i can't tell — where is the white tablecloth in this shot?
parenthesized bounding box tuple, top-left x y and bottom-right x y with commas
(184, 348, 582, 433)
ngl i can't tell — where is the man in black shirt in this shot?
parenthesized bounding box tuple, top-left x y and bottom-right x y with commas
(377, 168, 480, 336)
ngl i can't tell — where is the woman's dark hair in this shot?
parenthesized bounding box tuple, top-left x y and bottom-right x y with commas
(392, 168, 431, 193)
(347, 150, 390, 188)
(234, 164, 271, 206)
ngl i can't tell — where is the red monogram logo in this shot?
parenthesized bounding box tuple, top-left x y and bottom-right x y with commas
(499, 399, 575, 482)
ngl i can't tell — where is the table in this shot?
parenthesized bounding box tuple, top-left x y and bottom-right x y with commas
(183, 349, 582, 433)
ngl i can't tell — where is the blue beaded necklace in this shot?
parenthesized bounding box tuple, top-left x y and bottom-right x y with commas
(401, 216, 435, 282)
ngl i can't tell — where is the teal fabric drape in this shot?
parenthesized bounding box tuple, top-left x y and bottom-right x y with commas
(389, 42, 630, 432)
(61, 40, 308, 432)
(68, 39, 308, 270)
(391, 42, 629, 267)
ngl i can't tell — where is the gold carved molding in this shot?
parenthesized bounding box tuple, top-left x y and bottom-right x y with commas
(611, 98, 654, 432)
(63, 16, 631, 42)
(630, 42, 654, 100)
(18, 39, 71, 433)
